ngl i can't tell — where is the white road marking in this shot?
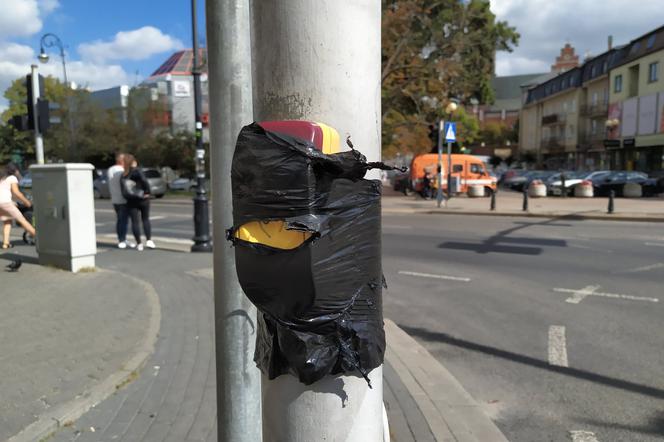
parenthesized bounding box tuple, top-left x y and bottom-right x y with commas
(622, 262, 664, 273)
(100, 234, 193, 245)
(559, 285, 600, 304)
(151, 215, 166, 221)
(547, 326, 568, 367)
(383, 224, 413, 229)
(95, 209, 190, 218)
(398, 271, 471, 282)
(553, 287, 659, 304)
(645, 242, 664, 247)
(570, 430, 599, 442)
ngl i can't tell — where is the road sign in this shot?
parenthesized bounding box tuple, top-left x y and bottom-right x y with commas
(444, 122, 456, 142)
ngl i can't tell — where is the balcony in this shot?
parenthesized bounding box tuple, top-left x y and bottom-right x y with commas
(542, 137, 565, 152)
(541, 114, 566, 125)
(580, 102, 608, 117)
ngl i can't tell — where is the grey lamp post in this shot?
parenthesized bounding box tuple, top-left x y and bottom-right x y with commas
(39, 33, 75, 159)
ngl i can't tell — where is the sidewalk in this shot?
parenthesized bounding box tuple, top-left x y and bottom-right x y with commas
(2, 244, 506, 442)
(0, 246, 160, 442)
(382, 189, 664, 222)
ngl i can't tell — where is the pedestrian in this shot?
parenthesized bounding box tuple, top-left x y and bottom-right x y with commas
(108, 153, 132, 249)
(121, 154, 155, 251)
(0, 163, 36, 249)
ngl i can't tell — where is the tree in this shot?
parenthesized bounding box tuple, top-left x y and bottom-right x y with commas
(382, 0, 519, 157)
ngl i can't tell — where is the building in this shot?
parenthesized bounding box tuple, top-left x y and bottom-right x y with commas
(606, 26, 664, 172)
(89, 49, 209, 139)
(551, 43, 580, 73)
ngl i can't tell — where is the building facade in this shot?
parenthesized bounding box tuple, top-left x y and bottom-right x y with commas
(607, 26, 664, 172)
(520, 28, 664, 172)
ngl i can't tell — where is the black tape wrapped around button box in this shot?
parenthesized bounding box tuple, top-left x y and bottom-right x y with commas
(229, 123, 385, 385)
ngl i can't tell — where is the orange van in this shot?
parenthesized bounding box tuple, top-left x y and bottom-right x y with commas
(409, 154, 497, 195)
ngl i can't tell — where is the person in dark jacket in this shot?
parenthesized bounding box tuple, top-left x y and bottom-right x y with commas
(121, 154, 155, 251)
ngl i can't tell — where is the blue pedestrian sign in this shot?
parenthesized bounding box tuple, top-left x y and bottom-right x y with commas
(444, 122, 456, 142)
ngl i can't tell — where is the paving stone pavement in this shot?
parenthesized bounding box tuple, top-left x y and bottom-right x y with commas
(0, 248, 151, 441)
(50, 247, 218, 442)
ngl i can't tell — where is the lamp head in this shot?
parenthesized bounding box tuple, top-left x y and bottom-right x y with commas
(38, 49, 49, 63)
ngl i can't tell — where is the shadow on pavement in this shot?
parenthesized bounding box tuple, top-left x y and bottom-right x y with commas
(0, 252, 39, 265)
(439, 216, 571, 255)
(400, 324, 664, 401)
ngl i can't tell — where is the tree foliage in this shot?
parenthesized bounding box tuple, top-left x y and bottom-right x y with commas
(382, 0, 519, 158)
(0, 75, 198, 174)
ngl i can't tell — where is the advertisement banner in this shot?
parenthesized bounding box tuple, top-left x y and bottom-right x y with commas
(621, 97, 638, 137)
(638, 94, 657, 135)
(607, 102, 622, 140)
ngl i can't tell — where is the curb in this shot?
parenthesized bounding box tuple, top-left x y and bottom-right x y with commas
(97, 236, 192, 253)
(8, 270, 162, 442)
(383, 208, 664, 223)
(384, 319, 508, 442)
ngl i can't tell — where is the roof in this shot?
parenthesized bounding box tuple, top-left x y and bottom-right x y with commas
(491, 74, 546, 100)
(147, 49, 207, 80)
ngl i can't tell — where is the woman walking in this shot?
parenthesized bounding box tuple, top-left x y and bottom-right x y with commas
(121, 155, 155, 251)
(0, 163, 36, 249)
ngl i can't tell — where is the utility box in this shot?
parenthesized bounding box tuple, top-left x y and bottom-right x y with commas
(30, 163, 97, 272)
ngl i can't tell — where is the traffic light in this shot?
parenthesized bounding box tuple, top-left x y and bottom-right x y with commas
(428, 123, 439, 153)
(26, 73, 45, 131)
(10, 115, 29, 131)
(37, 99, 50, 133)
(229, 122, 386, 385)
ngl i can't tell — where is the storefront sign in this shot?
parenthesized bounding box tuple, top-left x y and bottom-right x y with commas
(173, 80, 191, 97)
(603, 139, 620, 149)
(622, 138, 635, 148)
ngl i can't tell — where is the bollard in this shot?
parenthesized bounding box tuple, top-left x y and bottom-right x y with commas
(522, 189, 529, 211)
(561, 174, 567, 198)
(608, 190, 615, 214)
(490, 191, 496, 211)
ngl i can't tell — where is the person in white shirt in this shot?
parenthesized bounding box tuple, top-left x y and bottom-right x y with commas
(0, 163, 35, 249)
(108, 153, 132, 249)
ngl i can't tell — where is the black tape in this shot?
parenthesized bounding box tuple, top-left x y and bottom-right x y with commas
(229, 123, 385, 385)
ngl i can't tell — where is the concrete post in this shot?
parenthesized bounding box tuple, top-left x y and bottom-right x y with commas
(205, 0, 262, 441)
(251, 1, 384, 441)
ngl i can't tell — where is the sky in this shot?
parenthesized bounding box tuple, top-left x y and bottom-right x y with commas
(490, 0, 663, 76)
(0, 0, 205, 113)
(0, 1, 662, 113)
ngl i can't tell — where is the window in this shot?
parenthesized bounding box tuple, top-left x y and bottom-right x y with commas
(452, 165, 463, 173)
(592, 92, 598, 106)
(563, 102, 568, 112)
(591, 120, 597, 135)
(591, 65, 597, 77)
(571, 99, 576, 112)
(614, 74, 623, 93)
(470, 164, 483, 174)
(649, 62, 659, 83)
(647, 34, 656, 49)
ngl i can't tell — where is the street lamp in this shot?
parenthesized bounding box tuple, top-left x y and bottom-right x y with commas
(39, 33, 75, 159)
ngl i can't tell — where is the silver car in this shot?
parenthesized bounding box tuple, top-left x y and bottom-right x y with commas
(142, 168, 167, 198)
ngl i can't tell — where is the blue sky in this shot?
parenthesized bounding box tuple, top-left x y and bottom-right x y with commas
(1, 0, 205, 111)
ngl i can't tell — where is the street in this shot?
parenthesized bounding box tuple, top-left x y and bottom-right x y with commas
(92, 198, 664, 441)
(382, 212, 664, 442)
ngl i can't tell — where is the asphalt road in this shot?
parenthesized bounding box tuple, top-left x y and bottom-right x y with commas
(94, 198, 664, 441)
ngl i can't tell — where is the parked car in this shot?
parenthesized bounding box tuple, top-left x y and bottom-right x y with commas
(501, 169, 529, 189)
(18, 172, 32, 189)
(168, 176, 195, 191)
(93, 169, 110, 199)
(546, 171, 611, 196)
(142, 168, 167, 198)
(592, 171, 652, 197)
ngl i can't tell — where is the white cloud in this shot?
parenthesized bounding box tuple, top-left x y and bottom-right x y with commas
(78, 26, 184, 63)
(0, 0, 43, 38)
(0, 42, 130, 111)
(491, 0, 663, 76)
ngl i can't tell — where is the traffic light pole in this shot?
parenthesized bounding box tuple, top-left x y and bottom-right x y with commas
(30, 65, 45, 165)
(251, 1, 384, 440)
(190, 0, 212, 253)
(206, 0, 262, 441)
(436, 120, 444, 208)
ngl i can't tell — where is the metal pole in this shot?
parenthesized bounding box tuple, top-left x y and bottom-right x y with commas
(447, 140, 453, 199)
(436, 120, 444, 208)
(252, 1, 384, 440)
(206, 0, 261, 440)
(190, 0, 212, 252)
(31, 65, 45, 165)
